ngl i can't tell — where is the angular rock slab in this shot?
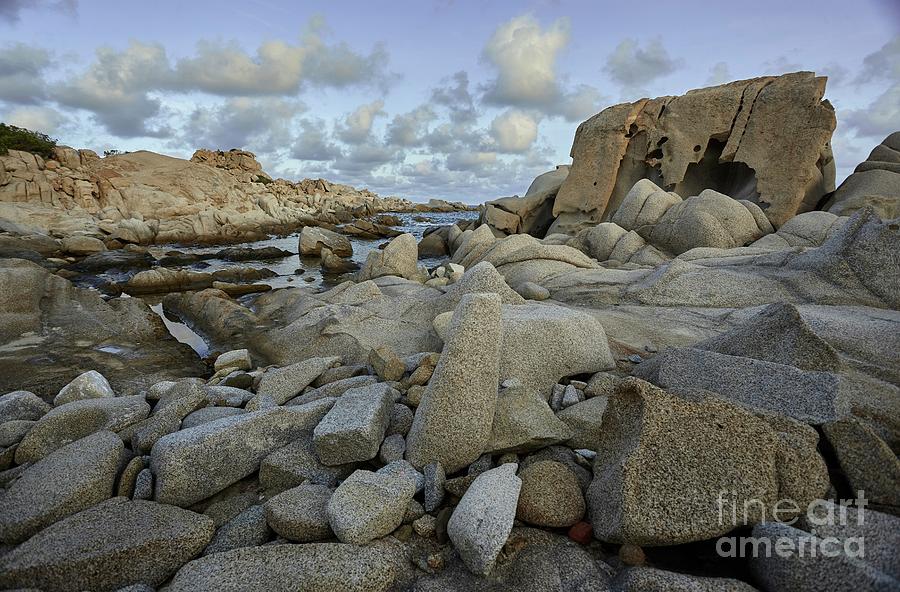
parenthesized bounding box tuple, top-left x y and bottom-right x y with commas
(488, 380, 573, 453)
(406, 293, 502, 473)
(448, 463, 522, 576)
(313, 383, 396, 465)
(326, 469, 416, 544)
(588, 378, 780, 545)
(165, 542, 406, 592)
(499, 303, 615, 398)
(0, 430, 123, 544)
(254, 356, 341, 405)
(0, 497, 214, 592)
(16, 395, 149, 464)
(634, 347, 848, 424)
(151, 400, 333, 507)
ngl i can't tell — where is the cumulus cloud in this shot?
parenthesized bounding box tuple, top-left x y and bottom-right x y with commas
(184, 97, 305, 153)
(3, 105, 65, 134)
(855, 36, 900, 85)
(332, 142, 399, 174)
(490, 109, 539, 153)
(431, 71, 478, 124)
(0, 43, 54, 104)
(482, 15, 569, 109)
(555, 85, 607, 121)
(292, 118, 342, 161)
(386, 105, 436, 147)
(706, 62, 731, 86)
(446, 151, 497, 174)
(52, 41, 173, 137)
(604, 37, 683, 90)
(841, 83, 900, 140)
(336, 100, 386, 144)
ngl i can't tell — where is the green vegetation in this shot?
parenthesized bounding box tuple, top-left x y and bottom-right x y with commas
(104, 149, 123, 157)
(0, 123, 58, 160)
(255, 174, 274, 184)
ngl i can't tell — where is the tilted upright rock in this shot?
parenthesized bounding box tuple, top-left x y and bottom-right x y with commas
(405, 293, 502, 473)
(551, 72, 836, 234)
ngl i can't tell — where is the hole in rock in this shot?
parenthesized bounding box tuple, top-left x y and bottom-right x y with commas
(693, 145, 702, 152)
(657, 136, 668, 146)
(675, 139, 760, 203)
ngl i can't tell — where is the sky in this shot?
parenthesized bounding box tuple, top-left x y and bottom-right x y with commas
(0, 0, 898, 203)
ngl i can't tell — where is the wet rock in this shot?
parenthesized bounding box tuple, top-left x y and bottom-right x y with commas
(0, 497, 214, 592)
(216, 246, 292, 261)
(299, 226, 352, 257)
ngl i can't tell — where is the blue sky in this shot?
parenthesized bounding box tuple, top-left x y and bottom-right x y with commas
(1, 0, 898, 203)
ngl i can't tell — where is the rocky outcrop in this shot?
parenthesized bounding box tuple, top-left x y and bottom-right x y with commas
(481, 166, 569, 236)
(549, 72, 836, 234)
(824, 132, 900, 219)
(0, 146, 434, 244)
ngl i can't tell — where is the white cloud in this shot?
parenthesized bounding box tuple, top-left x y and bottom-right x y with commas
(431, 71, 478, 124)
(0, 43, 54, 104)
(482, 15, 569, 109)
(490, 109, 539, 153)
(184, 97, 305, 153)
(604, 37, 683, 90)
(0, 0, 76, 23)
(555, 84, 607, 121)
(446, 151, 497, 174)
(386, 105, 436, 147)
(841, 83, 900, 140)
(855, 36, 900, 85)
(292, 118, 342, 161)
(336, 100, 386, 144)
(4, 105, 65, 135)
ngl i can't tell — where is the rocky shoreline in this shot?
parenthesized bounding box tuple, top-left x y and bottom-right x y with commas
(0, 72, 898, 592)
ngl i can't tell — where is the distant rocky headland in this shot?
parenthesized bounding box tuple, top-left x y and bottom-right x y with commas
(0, 71, 897, 592)
(0, 143, 469, 245)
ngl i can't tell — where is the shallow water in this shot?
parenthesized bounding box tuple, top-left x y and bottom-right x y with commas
(145, 210, 479, 291)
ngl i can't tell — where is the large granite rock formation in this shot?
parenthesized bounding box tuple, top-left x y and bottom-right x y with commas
(824, 132, 900, 219)
(548, 72, 836, 234)
(0, 147, 417, 243)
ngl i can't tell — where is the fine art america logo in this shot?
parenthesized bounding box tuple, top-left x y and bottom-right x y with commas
(715, 490, 868, 559)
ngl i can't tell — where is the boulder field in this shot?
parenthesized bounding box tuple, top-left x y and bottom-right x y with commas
(0, 72, 898, 592)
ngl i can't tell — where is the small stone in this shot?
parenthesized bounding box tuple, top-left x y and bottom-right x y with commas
(377, 459, 425, 493)
(568, 521, 593, 545)
(254, 356, 341, 405)
(379, 433, 406, 464)
(515, 281, 550, 301)
(467, 453, 494, 476)
(133, 469, 153, 500)
(627, 354, 643, 364)
(326, 469, 416, 544)
(619, 543, 646, 566)
(404, 499, 425, 524)
(369, 345, 406, 382)
(117, 455, 145, 497)
(413, 514, 437, 538)
(560, 384, 583, 408)
(424, 462, 446, 512)
(214, 349, 252, 373)
(54, 370, 115, 406)
(264, 483, 333, 542)
(386, 403, 414, 436)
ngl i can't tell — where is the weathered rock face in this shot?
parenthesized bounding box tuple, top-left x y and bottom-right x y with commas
(0, 146, 420, 243)
(550, 72, 836, 233)
(824, 132, 900, 220)
(0, 258, 205, 398)
(481, 166, 569, 236)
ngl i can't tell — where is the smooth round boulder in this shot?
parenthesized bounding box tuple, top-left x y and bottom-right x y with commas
(516, 460, 585, 528)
